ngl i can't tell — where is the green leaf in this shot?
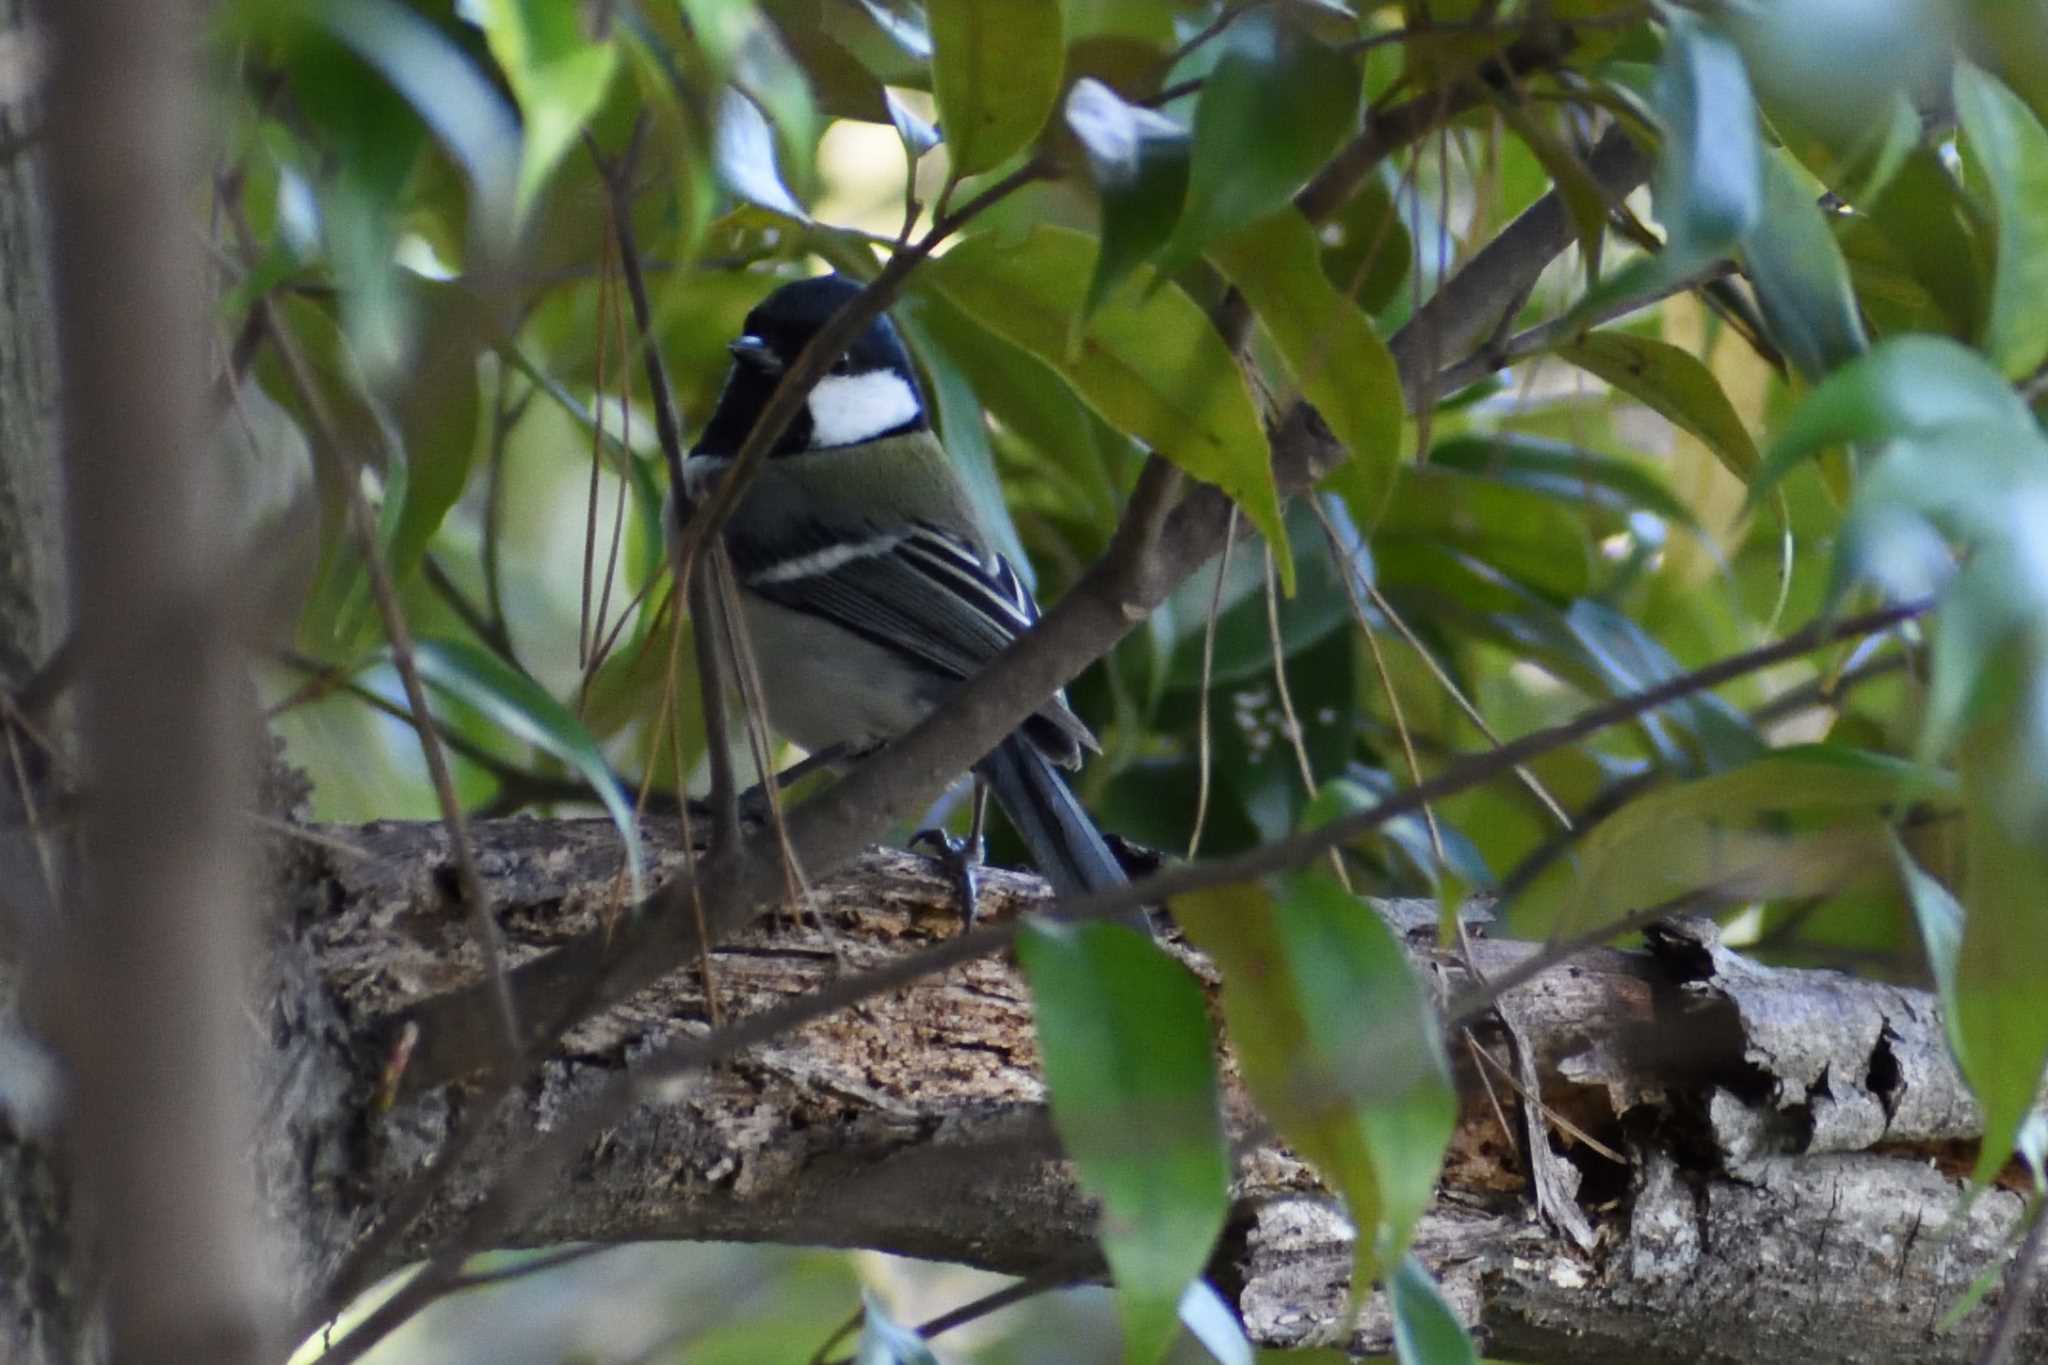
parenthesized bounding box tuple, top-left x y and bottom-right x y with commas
(1319, 169, 1412, 316)
(1737, 150, 1868, 382)
(1554, 330, 1760, 483)
(388, 283, 483, 581)
(1956, 727, 2048, 1183)
(1494, 96, 1609, 280)
(853, 1290, 939, 1365)
(1176, 875, 1455, 1290)
(1955, 61, 2048, 379)
(1389, 1255, 1479, 1365)
(1863, 147, 1993, 343)
(924, 225, 1289, 587)
(1427, 434, 1698, 527)
(928, 0, 1063, 180)
(411, 638, 646, 896)
(1018, 920, 1229, 1365)
(1651, 14, 1762, 257)
(467, 0, 618, 223)
(1065, 77, 1192, 314)
(1157, 8, 1360, 275)
(1208, 210, 1402, 523)
(1752, 335, 2035, 501)
(314, 0, 521, 238)
(1559, 746, 1950, 929)
(714, 85, 810, 221)
(1894, 836, 1967, 1070)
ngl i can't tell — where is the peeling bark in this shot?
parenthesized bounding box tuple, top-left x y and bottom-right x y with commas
(143, 816, 2039, 1363)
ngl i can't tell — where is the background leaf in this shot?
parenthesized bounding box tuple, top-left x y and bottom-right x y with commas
(928, 0, 1063, 181)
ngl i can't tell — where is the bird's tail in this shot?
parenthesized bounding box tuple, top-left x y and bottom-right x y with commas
(980, 734, 1131, 904)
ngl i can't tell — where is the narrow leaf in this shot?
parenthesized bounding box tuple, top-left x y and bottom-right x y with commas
(1737, 150, 1868, 382)
(466, 0, 618, 223)
(1389, 1255, 1479, 1365)
(1955, 61, 2048, 379)
(412, 638, 645, 895)
(1018, 920, 1230, 1365)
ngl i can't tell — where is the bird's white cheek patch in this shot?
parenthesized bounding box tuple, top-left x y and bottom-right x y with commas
(806, 371, 921, 447)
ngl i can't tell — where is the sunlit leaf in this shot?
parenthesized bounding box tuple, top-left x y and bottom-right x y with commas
(1209, 210, 1402, 523)
(1065, 77, 1191, 314)
(1018, 920, 1229, 1365)
(1177, 1280, 1253, 1365)
(928, 0, 1063, 180)
(924, 225, 1289, 587)
(1157, 7, 1360, 275)
(1554, 330, 1760, 482)
(412, 637, 645, 895)
(853, 1290, 938, 1365)
(1955, 61, 2048, 379)
(714, 85, 810, 220)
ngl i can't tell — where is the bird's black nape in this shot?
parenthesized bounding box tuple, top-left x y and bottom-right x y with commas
(692, 273, 928, 457)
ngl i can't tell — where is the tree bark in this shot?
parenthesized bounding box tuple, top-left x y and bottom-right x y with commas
(210, 816, 2044, 1363)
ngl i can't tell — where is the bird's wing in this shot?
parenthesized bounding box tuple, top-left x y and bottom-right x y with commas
(727, 517, 1098, 759)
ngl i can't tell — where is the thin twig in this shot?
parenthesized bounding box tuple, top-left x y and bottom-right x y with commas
(1187, 507, 1238, 859)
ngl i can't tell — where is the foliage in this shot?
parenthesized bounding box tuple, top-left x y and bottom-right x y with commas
(196, 0, 2048, 1357)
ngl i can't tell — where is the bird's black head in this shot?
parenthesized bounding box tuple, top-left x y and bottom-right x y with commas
(693, 274, 929, 457)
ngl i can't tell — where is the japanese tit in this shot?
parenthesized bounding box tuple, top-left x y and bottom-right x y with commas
(681, 274, 1128, 909)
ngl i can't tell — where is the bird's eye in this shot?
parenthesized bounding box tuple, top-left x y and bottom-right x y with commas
(829, 357, 851, 376)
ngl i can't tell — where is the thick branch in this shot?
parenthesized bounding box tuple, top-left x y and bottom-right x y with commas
(257, 818, 2042, 1362)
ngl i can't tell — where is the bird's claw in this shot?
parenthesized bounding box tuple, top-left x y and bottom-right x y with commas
(911, 827, 985, 932)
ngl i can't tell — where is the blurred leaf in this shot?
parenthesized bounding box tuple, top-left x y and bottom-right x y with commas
(1166, 500, 1358, 689)
(1863, 147, 1993, 343)
(1737, 150, 1868, 382)
(853, 1290, 938, 1364)
(1651, 14, 1762, 257)
(1895, 836, 1967, 1067)
(1177, 1280, 1254, 1365)
(1427, 434, 1697, 527)
(1563, 600, 1761, 771)
(1319, 170, 1411, 316)
(1209, 210, 1402, 524)
(313, 0, 521, 243)
(928, 0, 1064, 180)
(1157, 8, 1360, 274)
(412, 637, 645, 895)
(714, 86, 810, 220)
(1753, 335, 2034, 500)
(925, 225, 1290, 587)
(1176, 875, 1454, 1288)
(1554, 330, 1760, 482)
(886, 88, 941, 158)
(1065, 77, 1192, 314)
(1494, 96, 1609, 279)
(1377, 464, 1595, 602)
(389, 283, 484, 581)
(1389, 1255, 1479, 1365)
(1955, 61, 2048, 380)
(773, 18, 890, 121)
(1018, 920, 1229, 1365)
(1956, 726, 2048, 1183)
(466, 0, 617, 223)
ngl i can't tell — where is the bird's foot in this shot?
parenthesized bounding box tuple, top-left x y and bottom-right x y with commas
(910, 827, 985, 933)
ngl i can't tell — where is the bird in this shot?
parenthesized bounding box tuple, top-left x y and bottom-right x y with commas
(679, 272, 1132, 924)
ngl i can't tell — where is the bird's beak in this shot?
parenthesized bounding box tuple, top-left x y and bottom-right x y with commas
(728, 334, 784, 374)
